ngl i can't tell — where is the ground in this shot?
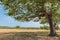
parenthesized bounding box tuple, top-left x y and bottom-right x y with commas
(0, 29, 60, 40)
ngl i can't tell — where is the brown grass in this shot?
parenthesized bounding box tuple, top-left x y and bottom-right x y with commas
(0, 29, 60, 40)
(0, 29, 50, 33)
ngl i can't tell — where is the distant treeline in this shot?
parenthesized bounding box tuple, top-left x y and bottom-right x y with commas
(0, 26, 14, 29)
(0, 26, 60, 30)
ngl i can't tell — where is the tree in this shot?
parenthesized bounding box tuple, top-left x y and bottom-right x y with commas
(15, 26, 20, 28)
(1, 0, 60, 36)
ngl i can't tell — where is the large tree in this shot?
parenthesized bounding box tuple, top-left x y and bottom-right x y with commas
(1, 0, 60, 36)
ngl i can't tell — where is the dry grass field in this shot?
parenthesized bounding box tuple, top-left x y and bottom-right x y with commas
(0, 29, 60, 40)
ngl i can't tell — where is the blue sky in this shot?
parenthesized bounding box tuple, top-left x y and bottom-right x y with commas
(0, 5, 43, 28)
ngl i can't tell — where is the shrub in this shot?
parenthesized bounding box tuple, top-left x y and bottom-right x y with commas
(15, 26, 20, 28)
(40, 26, 50, 30)
(55, 26, 60, 30)
(40, 25, 60, 30)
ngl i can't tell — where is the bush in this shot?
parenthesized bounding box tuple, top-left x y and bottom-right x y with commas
(40, 26, 50, 30)
(40, 25, 60, 30)
(55, 26, 60, 30)
(15, 26, 20, 28)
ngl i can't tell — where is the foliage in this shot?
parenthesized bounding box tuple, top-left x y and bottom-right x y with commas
(55, 25, 60, 30)
(0, 0, 60, 23)
(15, 26, 20, 28)
(40, 26, 50, 30)
(40, 25, 60, 30)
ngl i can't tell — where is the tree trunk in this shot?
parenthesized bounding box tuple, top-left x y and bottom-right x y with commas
(47, 13, 57, 36)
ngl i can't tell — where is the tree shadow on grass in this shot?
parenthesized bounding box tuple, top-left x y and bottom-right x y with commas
(0, 32, 60, 40)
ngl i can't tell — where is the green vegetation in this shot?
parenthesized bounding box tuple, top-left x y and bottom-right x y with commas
(0, 26, 60, 30)
(15, 26, 20, 29)
(40, 26, 60, 30)
(55, 26, 60, 30)
(40, 26, 50, 30)
(0, 26, 13, 29)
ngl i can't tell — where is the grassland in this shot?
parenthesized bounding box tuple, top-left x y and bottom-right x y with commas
(0, 29, 60, 40)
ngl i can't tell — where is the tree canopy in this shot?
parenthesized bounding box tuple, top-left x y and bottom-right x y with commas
(0, 0, 60, 23)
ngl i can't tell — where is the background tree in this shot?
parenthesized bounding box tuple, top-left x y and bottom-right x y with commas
(1, 0, 60, 36)
(15, 26, 20, 28)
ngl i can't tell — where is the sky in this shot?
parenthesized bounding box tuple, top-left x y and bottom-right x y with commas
(0, 5, 43, 28)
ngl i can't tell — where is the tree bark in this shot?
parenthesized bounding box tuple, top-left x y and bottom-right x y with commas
(47, 13, 57, 36)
